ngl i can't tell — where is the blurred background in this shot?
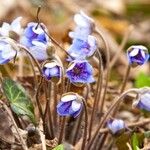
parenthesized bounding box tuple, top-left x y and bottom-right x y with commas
(0, 0, 149, 86)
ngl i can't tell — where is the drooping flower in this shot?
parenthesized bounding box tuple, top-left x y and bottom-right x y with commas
(107, 119, 125, 134)
(66, 60, 95, 85)
(42, 60, 62, 84)
(68, 35, 97, 59)
(20, 22, 50, 60)
(127, 45, 149, 67)
(133, 91, 150, 112)
(69, 11, 95, 40)
(0, 39, 17, 64)
(57, 92, 83, 118)
(0, 17, 22, 41)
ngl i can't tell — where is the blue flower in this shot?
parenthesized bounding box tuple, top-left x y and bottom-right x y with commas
(107, 119, 125, 134)
(0, 39, 17, 64)
(42, 60, 62, 84)
(127, 45, 149, 67)
(20, 22, 50, 60)
(69, 11, 95, 40)
(0, 17, 22, 39)
(57, 92, 83, 118)
(133, 92, 150, 112)
(68, 35, 97, 59)
(66, 60, 95, 84)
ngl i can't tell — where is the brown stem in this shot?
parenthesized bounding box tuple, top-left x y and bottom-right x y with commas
(120, 64, 131, 93)
(81, 98, 88, 150)
(88, 50, 103, 140)
(58, 117, 66, 144)
(87, 88, 139, 149)
(94, 27, 110, 117)
(53, 83, 58, 127)
(44, 81, 54, 139)
(72, 85, 90, 145)
(35, 77, 44, 119)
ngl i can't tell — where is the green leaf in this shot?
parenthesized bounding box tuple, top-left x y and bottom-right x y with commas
(131, 132, 144, 150)
(52, 144, 64, 150)
(2, 78, 36, 124)
(135, 72, 150, 88)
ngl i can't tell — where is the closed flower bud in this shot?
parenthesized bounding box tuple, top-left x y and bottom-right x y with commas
(107, 119, 125, 134)
(127, 45, 149, 67)
(57, 92, 83, 118)
(42, 60, 62, 84)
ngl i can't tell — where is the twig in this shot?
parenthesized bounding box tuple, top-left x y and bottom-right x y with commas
(98, 118, 150, 134)
(0, 100, 28, 150)
(87, 88, 139, 149)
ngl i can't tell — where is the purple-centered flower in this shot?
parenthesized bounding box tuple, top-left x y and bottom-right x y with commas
(68, 35, 97, 59)
(0, 17, 22, 39)
(20, 22, 50, 60)
(0, 39, 17, 64)
(57, 92, 83, 118)
(107, 119, 125, 134)
(133, 92, 150, 112)
(66, 60, 95, 84)
(127, 45, 149, 67)
(42, 60, 62, 84)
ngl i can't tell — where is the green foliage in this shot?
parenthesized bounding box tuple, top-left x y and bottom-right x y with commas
(52, 144, 64, 150)
(135, 72, 150, 88)
(131, 132, 144, 150)
(2, 78, 36, 124)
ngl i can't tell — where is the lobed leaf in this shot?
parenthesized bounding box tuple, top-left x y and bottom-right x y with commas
(2, 78, 36, 124)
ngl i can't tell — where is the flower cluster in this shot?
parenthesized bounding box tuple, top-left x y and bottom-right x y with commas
(66, 11, 96, 85)
(68, 11, 96, 59)
(57, 92, 83, 118)
(0, 17, 51, 64)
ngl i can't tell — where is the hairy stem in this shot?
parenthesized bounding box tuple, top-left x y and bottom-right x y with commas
(94, 27, 110, 116)
(81, 99, 88, 150)
(88, 51, 103, 140)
